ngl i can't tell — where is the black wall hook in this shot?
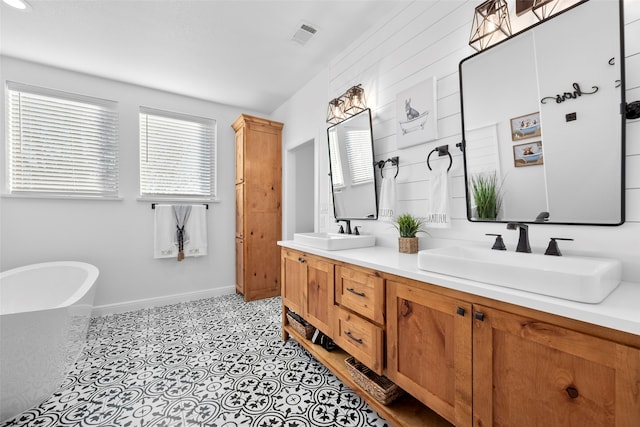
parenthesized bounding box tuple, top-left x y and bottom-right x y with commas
(427, 145, 452, 172)
(377, 156, 400, 178)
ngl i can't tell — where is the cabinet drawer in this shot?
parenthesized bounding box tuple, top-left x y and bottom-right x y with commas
(335, 307, 384, 375)
(336, 266, 384, 324)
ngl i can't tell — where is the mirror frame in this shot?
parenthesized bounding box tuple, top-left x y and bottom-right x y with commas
(326, 108, 379, 221)
(458, 0, 626, 226)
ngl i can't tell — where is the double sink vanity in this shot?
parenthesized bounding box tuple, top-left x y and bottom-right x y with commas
(277, 1, 639, 425)
(279, 232, 639, 426)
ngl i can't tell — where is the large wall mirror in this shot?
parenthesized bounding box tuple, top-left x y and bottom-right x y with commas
(327, 108, 378, 220)
(460, 0, 625, 225)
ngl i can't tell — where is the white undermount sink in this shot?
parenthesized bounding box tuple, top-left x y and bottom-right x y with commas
(417, 246, 622, 303)
(293, 232, 375, 251)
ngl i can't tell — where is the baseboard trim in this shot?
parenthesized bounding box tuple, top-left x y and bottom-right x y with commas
(91, 286, 236, 317)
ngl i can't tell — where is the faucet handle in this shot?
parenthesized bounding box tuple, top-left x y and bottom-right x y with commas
(544, 237, 574, 256)
(338, 225, 345, 234)
(486, 233, 506, 250)
(354, 226, 361, 235)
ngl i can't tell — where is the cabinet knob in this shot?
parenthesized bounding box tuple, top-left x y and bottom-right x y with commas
(474, 311, 485, 321)
(401, 300, 412, 317)
(456, 307, 466, 316)
(566, 386, 579, 399)
(298, 257, 306, 263)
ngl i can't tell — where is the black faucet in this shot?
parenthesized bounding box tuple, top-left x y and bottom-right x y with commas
(337, 219, 352, 235)
(506, 222, 531, 253)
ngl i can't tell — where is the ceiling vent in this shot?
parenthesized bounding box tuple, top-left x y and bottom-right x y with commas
(292, 23, 318, 46)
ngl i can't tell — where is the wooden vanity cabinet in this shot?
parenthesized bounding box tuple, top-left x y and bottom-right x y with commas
(472, 304, 640, 427)
(386, 278, 473, 426)
(232, 114, 283, 301)
(281, 249, 334, 337)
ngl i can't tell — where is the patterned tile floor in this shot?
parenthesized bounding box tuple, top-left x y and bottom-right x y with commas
(2, 294, 389, 427)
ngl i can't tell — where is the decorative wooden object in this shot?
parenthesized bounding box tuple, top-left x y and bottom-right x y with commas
(232, 114, 283, 301)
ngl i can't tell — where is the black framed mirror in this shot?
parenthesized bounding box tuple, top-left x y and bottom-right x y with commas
(327, 108, 378, 220)
(459, 0, 625, 225)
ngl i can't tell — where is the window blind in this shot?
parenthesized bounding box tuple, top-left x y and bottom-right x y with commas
(6, 82, 119, 197)
(328, 130, 345, 188)
(139, 108, 216, 198)
(345, 128, 374, 184)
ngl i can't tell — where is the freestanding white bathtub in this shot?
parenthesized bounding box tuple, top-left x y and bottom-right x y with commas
(0, 261, 99, 422)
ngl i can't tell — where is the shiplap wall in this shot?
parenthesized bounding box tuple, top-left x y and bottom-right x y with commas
(322, 0, 640, 281)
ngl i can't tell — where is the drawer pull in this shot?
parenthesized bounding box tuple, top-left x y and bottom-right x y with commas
(475, 311, 485, 321)
(566, 386, 579, 399)
(345, 331, 363, 344)
(456, 307, 466, 316)
(346, 287, 366, 297)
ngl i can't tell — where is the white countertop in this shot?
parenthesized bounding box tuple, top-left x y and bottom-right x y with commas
(279, 241, 640, 336)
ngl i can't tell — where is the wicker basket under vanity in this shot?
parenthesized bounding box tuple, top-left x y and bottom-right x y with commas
(286, 311, 315, 340)
(345, 357, 405, 405)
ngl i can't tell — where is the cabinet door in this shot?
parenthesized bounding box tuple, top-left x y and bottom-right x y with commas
(304, 256, 334, 336)
(336, 265, 384, 324)
(235, 184, 243, 239)
(386, 279, 473, 427)
(281, 250, 306, 316)
(473, 305, 640, 427)
(235, 238, 244, 294)
(235, 127, 244, 184)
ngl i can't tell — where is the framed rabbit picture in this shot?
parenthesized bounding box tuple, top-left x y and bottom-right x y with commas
(396, 77, 438, 149)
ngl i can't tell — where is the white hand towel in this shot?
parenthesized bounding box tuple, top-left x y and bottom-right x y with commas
(154, 204, 177, 258)
(183, 205, 207, 257)
(378, 176, 397, 222)
(426, 169, 451, 228)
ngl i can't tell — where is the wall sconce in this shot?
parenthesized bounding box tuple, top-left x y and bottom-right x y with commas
(469, 0, 512, 52)
(326, 97, 345, 125)
(531, 0, 559, 21)
(326, 84, 367, 124)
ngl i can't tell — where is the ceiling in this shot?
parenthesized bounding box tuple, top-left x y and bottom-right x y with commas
(0, 0, 408, 114)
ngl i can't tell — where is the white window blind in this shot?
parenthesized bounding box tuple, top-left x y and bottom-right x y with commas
(328, 130, 344, 188)
(345, 128, 374, 185)
(6, 82, 119, 197)
(139, 108, 216, 199)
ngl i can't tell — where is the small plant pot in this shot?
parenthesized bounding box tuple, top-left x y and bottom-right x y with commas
(398, 237, 418, 254)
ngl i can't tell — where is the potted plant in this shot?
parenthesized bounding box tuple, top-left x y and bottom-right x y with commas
(470, 172, 503, 220)
(392, 213, 427, 254)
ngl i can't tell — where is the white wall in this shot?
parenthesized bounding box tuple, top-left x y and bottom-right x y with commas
(275, 0, 640, 283)
(0, 56, 258, 313)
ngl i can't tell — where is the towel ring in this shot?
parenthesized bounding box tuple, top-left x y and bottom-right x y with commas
(377, 156, 399, 178)
(427, 146, 452, 172)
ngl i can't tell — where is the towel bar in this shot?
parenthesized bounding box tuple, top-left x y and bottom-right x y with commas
(151, 203, 209, 210)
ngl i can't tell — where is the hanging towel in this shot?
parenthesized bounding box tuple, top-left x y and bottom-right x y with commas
(378, 175, 397, 222)
(154, 204, 177, 259)
(173, 205, 192, 261)
(154, 204, 207, 259)
(182, 205, 207, 257)
(426, 169, 451, 228)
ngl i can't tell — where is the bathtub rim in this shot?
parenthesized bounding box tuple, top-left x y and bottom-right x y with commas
(0, 261, 99, 315)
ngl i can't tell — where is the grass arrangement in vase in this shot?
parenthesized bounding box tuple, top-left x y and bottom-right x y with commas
(393, 213, 427, 254)
(470, 172, 503, 220)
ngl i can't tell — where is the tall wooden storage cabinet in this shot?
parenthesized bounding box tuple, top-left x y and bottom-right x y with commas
(232, 114, 283, 301)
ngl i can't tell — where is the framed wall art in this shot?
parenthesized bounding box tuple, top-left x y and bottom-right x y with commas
(513, 141, 543, 167)
(510, 111, 541, 140)
(396, 77, 437, 149)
